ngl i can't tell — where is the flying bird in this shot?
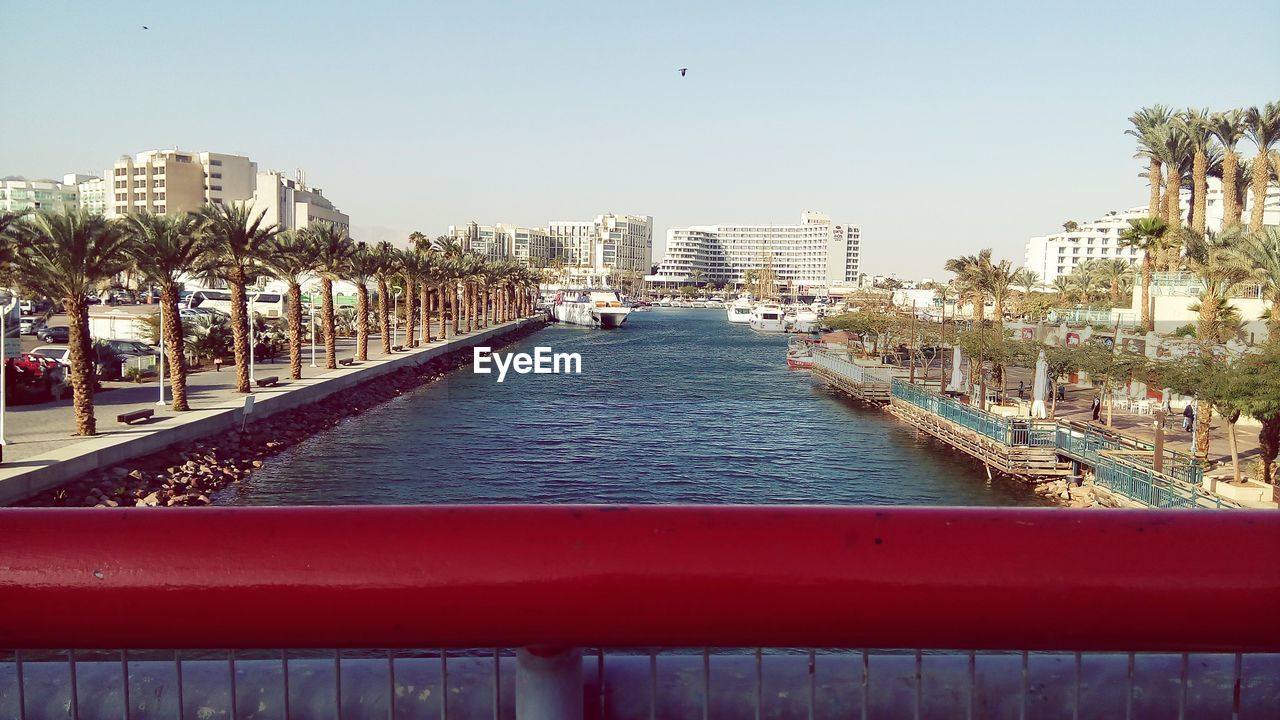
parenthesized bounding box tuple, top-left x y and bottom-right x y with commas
(142, 25, 149, 30)
(678, 68, 687, 77)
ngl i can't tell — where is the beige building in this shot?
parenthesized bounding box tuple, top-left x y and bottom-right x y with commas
(253, 170, 349, 232)
(448, 222, 550, 266)
(0, 177, 80, 213)
(548, 213, 652, 274)
(108, 149, 256, 217)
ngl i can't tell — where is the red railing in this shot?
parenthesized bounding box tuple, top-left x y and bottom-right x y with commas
(2, 506, 1278, 652)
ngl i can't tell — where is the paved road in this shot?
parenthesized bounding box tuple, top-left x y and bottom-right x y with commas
(5, 332, 401, 462)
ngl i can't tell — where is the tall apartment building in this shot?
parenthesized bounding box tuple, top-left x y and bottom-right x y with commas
(1023, 208, 1148, 287)
(646, 211, 861, 292)
(0, 177, 80, 213)
(107, 149, 256, 217)
(547, 213, 652, 275)
(253, 170, 349, 232)
(68, 174, 108, 215)
(448, 222, 551, 266)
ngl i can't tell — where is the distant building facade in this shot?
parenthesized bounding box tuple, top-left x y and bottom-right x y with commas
(448, 212, 650, 276)
(646, 210, 861, 292)
(0, 177, 80, 214)
(107, 149, 256, 218)
(252, 170, 349, 232)
(448, 222, 551, 266)
(1023, 207, 1148, 287)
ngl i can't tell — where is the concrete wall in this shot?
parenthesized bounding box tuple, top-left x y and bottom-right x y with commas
(0, 319, 540, 505)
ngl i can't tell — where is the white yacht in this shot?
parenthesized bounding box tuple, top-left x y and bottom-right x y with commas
(726, 297, 753, 324)
(749, 303, 787, 333)
(552, 289, 631, 328)
(789, 307, 820, 333)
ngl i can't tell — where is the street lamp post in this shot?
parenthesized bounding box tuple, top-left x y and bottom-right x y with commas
(0, 291, 14, 459)
(309, 287, 317, 368)
(248, 292, 260, 384)
(156, 303, 167, 405)
(393, 288, 402, 348)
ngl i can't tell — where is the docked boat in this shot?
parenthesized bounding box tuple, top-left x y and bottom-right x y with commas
(552, 289, 631, 328)
(786, 336, 818, 369)
(749, 303, 787, 333)
(789, 307, 820, 333)
(726, 297, 752, 324)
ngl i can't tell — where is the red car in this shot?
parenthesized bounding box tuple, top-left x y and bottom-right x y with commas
(3, 352, 68, 402)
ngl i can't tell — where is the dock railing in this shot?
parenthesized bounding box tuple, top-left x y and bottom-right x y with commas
(812, 347, 894, 385)
(1092, 452, 1234, 509)
(890, 378, 1056, 448)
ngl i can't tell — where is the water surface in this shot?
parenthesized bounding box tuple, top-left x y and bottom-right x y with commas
(218, 310, 1043, 506)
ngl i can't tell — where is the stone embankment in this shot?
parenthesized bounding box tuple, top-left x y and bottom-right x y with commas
(1032, 473, 1124, 509)
(16, 321, 544, 508)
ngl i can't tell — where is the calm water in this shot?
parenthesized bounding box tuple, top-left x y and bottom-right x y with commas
(217, 309, 1044, 506)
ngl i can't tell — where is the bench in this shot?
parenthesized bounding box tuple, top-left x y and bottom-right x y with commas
(391, 345, 404, 352)
(256, 376, 279, 387)
(339, 358, 355, 366)
(117, 408, 154, 425)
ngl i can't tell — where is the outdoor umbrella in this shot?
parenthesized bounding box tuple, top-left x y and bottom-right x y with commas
(946, 346, 966, 393)
(1030, 350, 1049, 419)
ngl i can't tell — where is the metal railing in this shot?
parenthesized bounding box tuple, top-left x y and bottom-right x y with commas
(1056, 423, 1205, 487)
(1, 506, 1278, 718)
(811, 348, 893, 385)
(1092, 453, 1232, 509)
(891, 379, 1056, 448)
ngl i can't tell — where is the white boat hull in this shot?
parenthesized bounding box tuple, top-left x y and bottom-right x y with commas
(553, 301, 630, 328)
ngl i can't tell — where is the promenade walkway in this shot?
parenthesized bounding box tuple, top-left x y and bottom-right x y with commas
(0, 318, 540, 504)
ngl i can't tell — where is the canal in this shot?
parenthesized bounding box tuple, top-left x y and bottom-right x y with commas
(216, 309, 1045, 506)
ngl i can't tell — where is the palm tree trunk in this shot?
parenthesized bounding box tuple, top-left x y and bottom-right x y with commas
(378, 279, 391, 355)
(438, 286, 448, 339)
(1222, 151, 1240, 230)
(1166, 172, 1181, 230)
(1140, 257, 1153, 332)
(1260, 418, 1279, 484)
(404, 275, 417, 347)
(64, 295, 96, 436)
(356, 283, 370, 361)
(424, 283, 435, 340)
(161, 285, 190, 411)
(1147, 158, 1162, 217)
(467, 283, 476, 332)
(1195, 400, 1212, 459)
(1250, 150, 1269, 232)
(229, 277, 251, 393)
(451, 284, 460, 336)
(1227, 412, 1241, 483)
(322, 278, 337, 369)
(1191, 148, 1207, 234)
(288, 283, 303, 379)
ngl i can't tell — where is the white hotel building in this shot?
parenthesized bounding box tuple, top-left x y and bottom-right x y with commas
(1023, 207, 1147, 287)
(646, 211, 861, 292)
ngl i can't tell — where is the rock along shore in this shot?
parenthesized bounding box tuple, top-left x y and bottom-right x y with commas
(15, 321, 546, 508)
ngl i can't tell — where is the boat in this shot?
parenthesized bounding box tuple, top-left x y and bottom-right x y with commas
(657, 297, 673, 307)
(726, 297, 752, 324)
(749, 303, 787, 333)
(786, 336, 817, 369)
(690, 300, 706, 308)
(789, 307, 820, 333)
(551, 289, 631, 328)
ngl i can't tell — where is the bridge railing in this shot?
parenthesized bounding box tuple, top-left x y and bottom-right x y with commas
(891, 378, 1056, 448)
(812, 347, 893, 385)
(2, 506, 1277, 718)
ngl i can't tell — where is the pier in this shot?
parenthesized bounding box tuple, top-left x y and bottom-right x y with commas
(811, 348, 1244, 509)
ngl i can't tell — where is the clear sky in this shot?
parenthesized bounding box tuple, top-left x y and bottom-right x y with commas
(3, 0, 1277, 278)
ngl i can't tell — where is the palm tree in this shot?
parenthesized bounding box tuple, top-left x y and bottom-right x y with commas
(8, 210, 132, 435)
(397, 247, 417, 347)
(258, 231, 315, 380)
(1118, 217, 1170, 331)
(987, 260, 1018, 329)
(944, 249, 993, 323)
(435, 236, 466, 335)
(123, 212, 205, 411)
(1225, 227, 1280, 336)
(1159, 129, 1192, 234)
(1207, 110, 1248, 231)
(348, 242, 381, 361)
(1175, 109, 1213, 235)
(307, 221, 355, 369)
(1052, 276, 1072, 302)
(1096, 258, 1134, 306)
(197, 203, 280, 393)
(418, 248, 440, 344)
(1243, 103, 1280, 232)
(1127, 105, 1173, 218)
(372, 242, 399, 354)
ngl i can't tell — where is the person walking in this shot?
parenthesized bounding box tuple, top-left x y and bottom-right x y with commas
(1182, 403, 1195, 432)
(1091, 395, 1101, 422)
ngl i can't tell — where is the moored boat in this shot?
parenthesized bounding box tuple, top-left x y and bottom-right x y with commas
(726, 297, 752, 324)
(749, 303, 787, 333)
(552, 289, 632, 328)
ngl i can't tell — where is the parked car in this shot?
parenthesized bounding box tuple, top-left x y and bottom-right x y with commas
(95, 339, 159, 381)
(19, 315, 45, 335)
(19, 300, 36, 314)
(3, 352, 67, 402)
(35, 325, 69, 343)
(103, 339, 161, 358)
(85, 294, 102, 305)
(30, 346, 72, 367)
